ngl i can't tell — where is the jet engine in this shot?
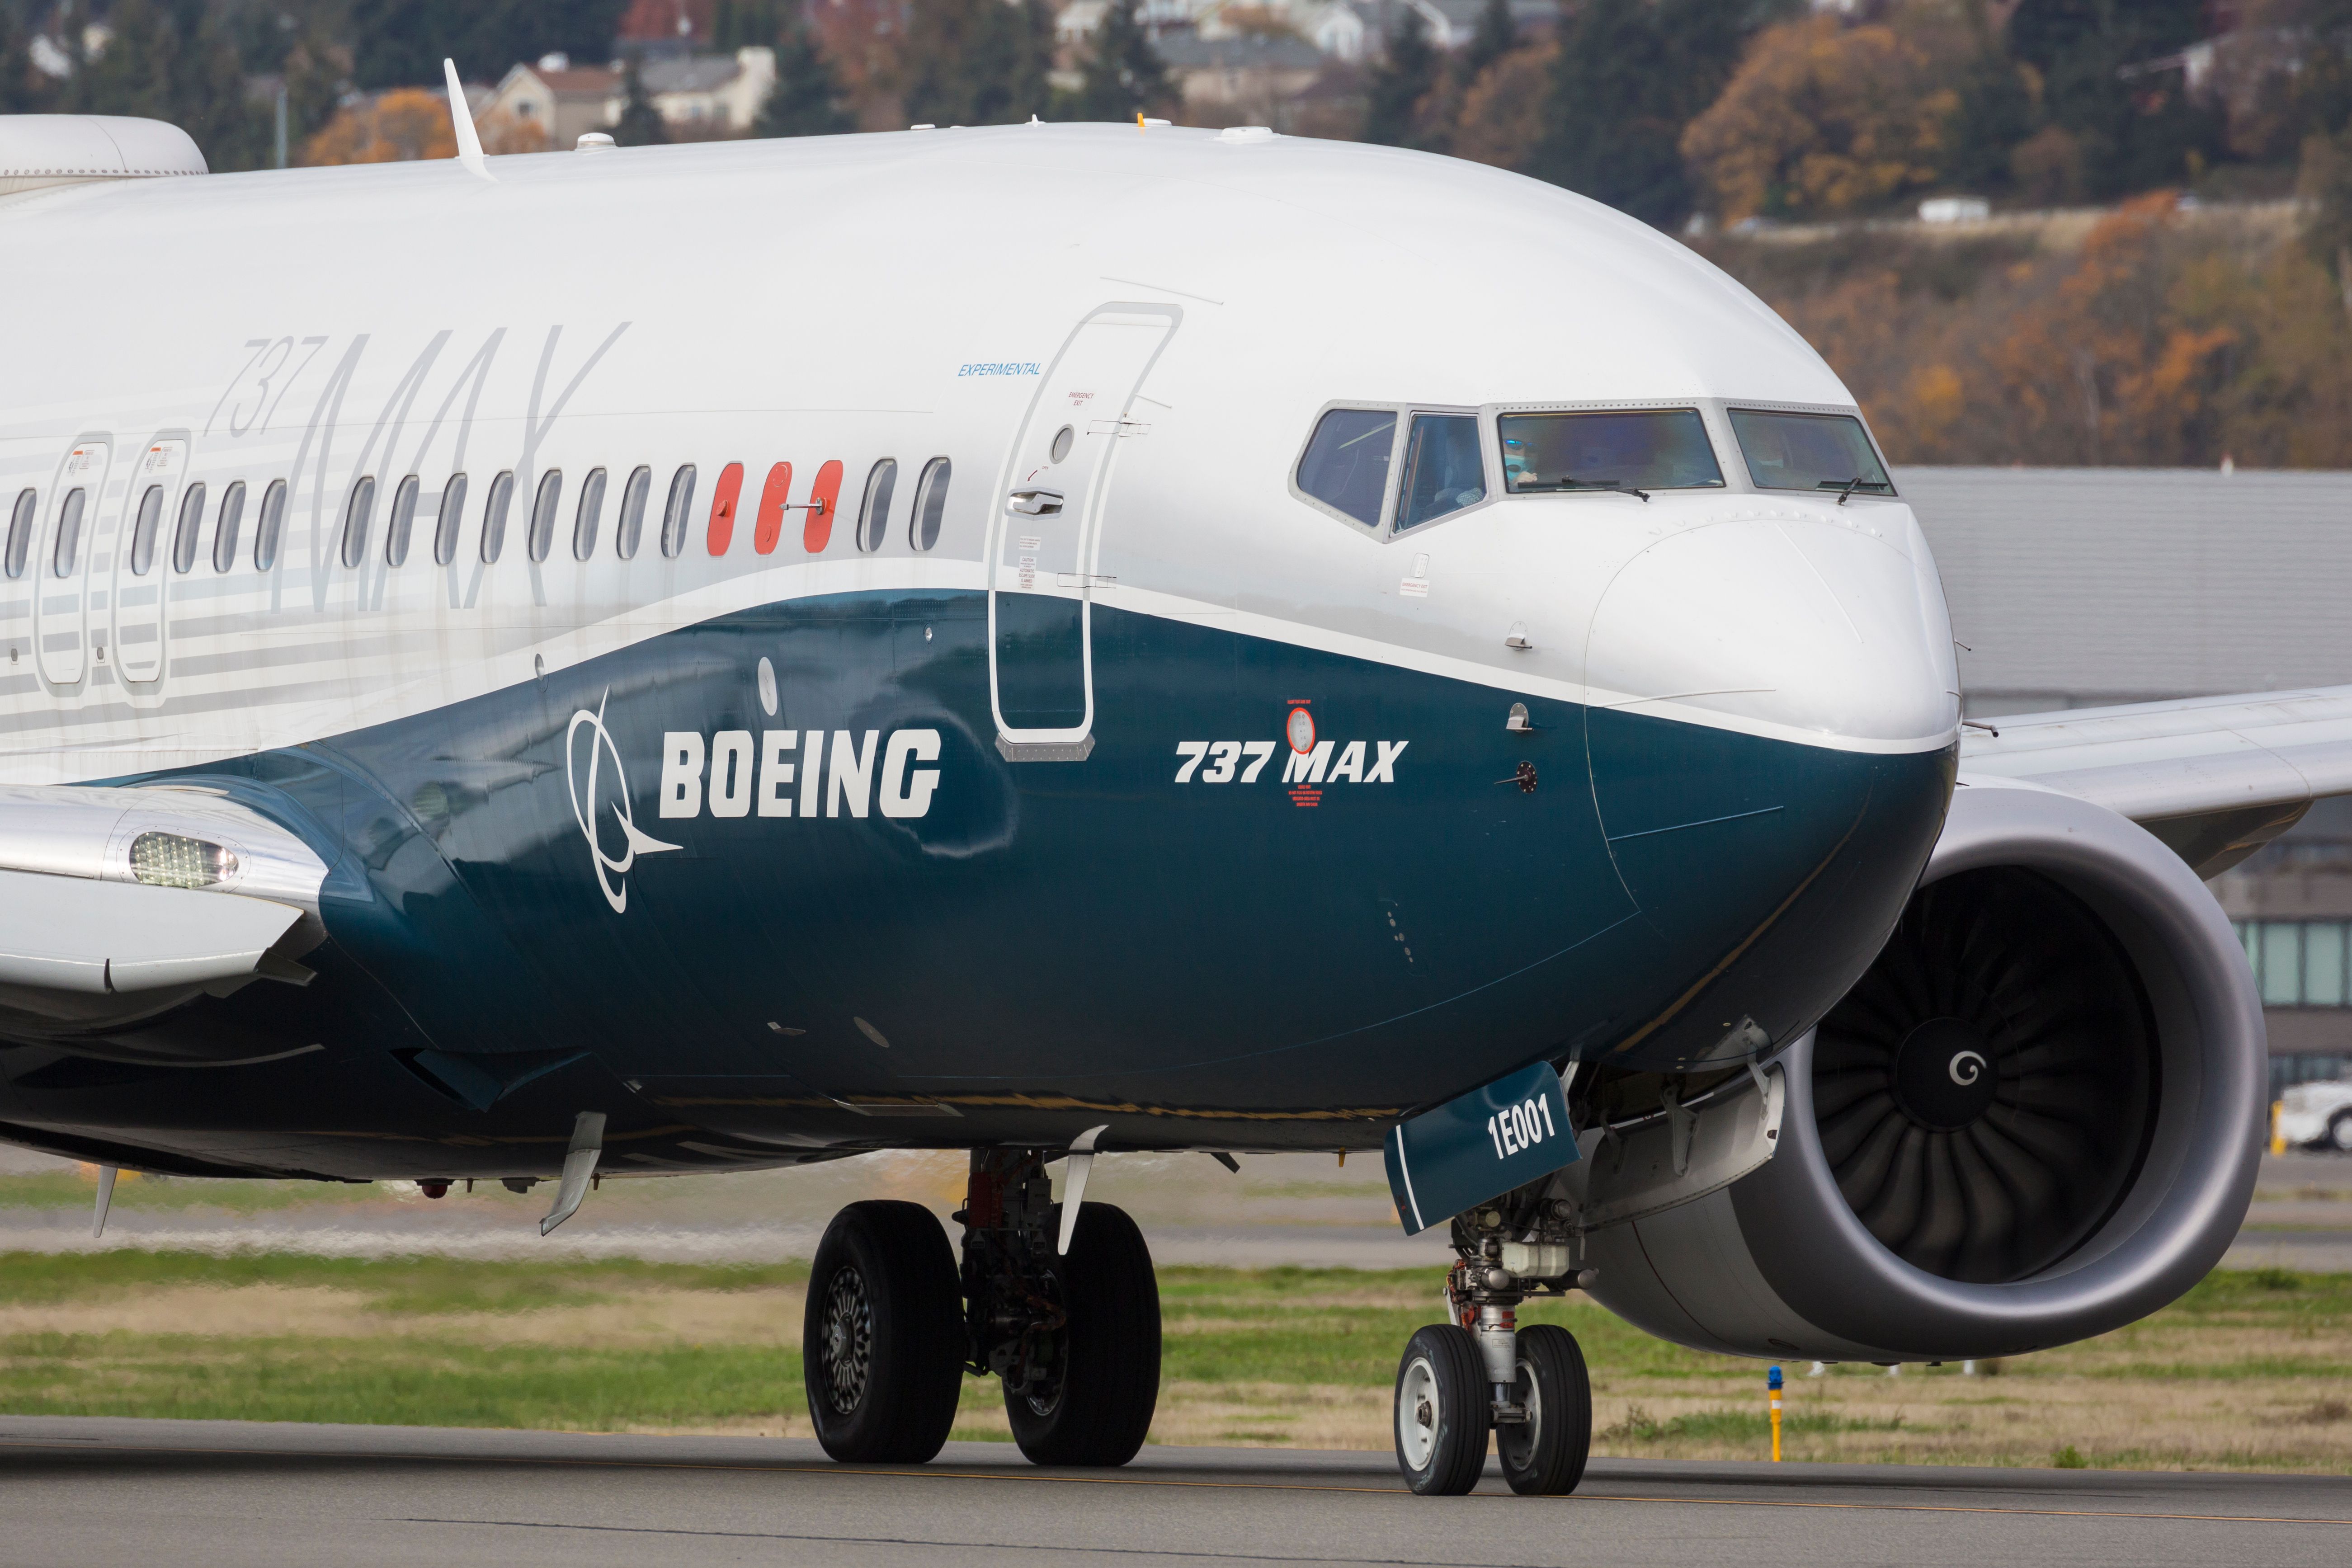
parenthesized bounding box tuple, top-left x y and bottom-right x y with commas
(1579, 780, 2266, 1362)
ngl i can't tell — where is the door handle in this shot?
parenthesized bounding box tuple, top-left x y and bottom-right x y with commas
(1007, 488, 1064, 516)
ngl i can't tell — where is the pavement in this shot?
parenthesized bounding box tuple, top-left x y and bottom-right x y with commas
(0, 1417, 2344, 1567)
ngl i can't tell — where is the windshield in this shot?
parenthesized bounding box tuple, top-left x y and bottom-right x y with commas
(1729, 409, 1894, 495)
(1498, 410, 1724, 495)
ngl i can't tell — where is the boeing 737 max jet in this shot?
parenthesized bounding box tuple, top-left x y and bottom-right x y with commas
(0, 101, 2338, 1495)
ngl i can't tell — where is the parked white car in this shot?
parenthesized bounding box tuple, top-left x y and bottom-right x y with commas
(2277, 1081, 2352, 1150)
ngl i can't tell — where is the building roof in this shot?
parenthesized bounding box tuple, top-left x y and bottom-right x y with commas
(1896, 466, 2352, 716)
(641, 54, 747, 94)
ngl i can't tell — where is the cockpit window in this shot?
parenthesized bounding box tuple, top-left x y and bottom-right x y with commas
(1499, 410, 1723, 495)
(1296, 408, 1396, 527)
(1396, 414, 1484, 531)
(1729, 409, 1893, 497)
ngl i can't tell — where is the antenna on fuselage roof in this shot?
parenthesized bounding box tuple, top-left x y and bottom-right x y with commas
(443, 58, 494, 183)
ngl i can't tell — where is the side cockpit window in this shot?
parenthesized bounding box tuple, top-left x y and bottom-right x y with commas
(1729, 409, 1893, 497)
(1296, 408, 1396, 527)
(1396, 414, 1483, 532)
(1499, 410, 1723, 497)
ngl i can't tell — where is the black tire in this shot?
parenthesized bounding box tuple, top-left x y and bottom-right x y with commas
(1393, 1323, 1491, 1496)
(1497, 1323, 1591, 1496)
(1004, 1202, 1161, 1467)
(804, 1199, 966, 1464)
(2330, 1112, 2352, 1154)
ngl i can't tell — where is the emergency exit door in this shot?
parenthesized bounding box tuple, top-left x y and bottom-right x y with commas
(988, 303, 1179, 760)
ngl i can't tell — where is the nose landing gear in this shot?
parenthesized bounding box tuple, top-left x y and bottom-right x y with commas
(801, 1149, 1163, 1469)
(1394, 1194, 1594, 1495)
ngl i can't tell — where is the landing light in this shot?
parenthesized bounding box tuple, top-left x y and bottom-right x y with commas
(129, 831, 237, 889)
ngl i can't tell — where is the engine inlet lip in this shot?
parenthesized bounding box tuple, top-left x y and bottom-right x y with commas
(1729, 780, 2266, 1360)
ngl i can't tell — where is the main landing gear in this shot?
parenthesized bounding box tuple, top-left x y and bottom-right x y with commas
(803, 1149, 1161, 1467)
(1394, 1188, 1594, 1496)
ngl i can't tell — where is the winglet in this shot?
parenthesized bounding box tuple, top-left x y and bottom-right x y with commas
(443, 58, 492, 182)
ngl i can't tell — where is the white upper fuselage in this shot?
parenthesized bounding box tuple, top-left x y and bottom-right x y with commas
(0, 122, 1958, 782)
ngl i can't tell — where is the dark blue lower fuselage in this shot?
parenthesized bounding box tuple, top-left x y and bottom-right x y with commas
(0, 592, 1952, 1181)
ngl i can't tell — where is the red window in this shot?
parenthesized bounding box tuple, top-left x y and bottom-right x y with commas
(753, 462, 793, 555)
(805, 460, 844, 553)
(707, 461, 745, 555)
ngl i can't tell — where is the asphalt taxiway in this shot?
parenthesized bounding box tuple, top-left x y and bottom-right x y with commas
(0, 1416, 2344, 1568)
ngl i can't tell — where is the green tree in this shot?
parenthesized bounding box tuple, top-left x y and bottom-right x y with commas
(2007, 0, 2219, 198)
(1528, 0, 1791, 228)
(1460, 0, 1516, 85)
(1364, 5, 1438, 148)
(348, 0, 632, 91)
(613, 53, 669, 144)
(754, 13, 854, 136)
(1070, 0, 1173, 122)
(900, 0, 1053, 126)
(0, 0, 55, 114)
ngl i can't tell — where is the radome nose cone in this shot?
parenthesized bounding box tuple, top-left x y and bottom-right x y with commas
(1584, 513, 1956, 749)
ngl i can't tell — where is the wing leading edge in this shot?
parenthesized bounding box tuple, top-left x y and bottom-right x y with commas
(1959, 686, 2352, 876)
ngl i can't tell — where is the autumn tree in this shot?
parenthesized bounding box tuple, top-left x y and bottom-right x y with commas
(1681, 15, 1957, 222)
(302, 86, 462, 163)
(1451, 40, 1553, 171)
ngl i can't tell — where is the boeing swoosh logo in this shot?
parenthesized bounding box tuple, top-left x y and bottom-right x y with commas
(566, 689, 680, 913)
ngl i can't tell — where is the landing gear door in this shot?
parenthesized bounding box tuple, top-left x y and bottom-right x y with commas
(987, 303, 1179, 761)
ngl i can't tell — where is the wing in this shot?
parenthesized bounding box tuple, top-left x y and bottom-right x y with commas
(0, 784, 330, 1029)
(1960, 686, 2352, 876)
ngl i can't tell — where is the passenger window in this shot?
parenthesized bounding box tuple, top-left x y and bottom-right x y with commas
(1396, 415, 1485, 532)
(858, 460, 896, 552)
(1728, 409, 1893, 496)
(435, 474, 468, 565)
(171, 483, 206, 573)
(213, 482, 245, 572)
(615, 466, 651, 559)
(1296, 408, 1396, 527)
(4, 489, 33, 579)
(53, 488, 86, 578)
(1498, 410, 1723, 495)
(481, 471, 514, 563)
(255, 480, 287, 570)
(528, 471, 563, 562)
(573, 467, 606, 561)
(910, 458, 950, 551)
(386, 475, 419, 566)
(129, 485, 165, 574)
(340, 476, 377, 569)
(661, 465, 696, 558)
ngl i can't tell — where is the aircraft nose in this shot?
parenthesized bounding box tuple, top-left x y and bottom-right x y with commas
(1579, 509, 1958, 1071)
(1582, 509, 1956, 749)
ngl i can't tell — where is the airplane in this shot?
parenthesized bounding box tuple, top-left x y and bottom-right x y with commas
(0, 86, 2325, 1497)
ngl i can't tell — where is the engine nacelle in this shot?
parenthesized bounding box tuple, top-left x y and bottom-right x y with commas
(1583, 780, 2265, 1361)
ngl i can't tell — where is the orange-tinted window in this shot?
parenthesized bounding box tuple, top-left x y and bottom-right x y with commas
(707, 461, 745, 555)
(753, 461, 793, 555)
(804, 460, 844, 553)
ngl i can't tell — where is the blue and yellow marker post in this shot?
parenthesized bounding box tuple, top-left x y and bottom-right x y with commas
(1768, 1365, 1783, 1462)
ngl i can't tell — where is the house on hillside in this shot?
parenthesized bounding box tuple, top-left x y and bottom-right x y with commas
(1156, 33, 1327, 112)
(483, 47, 776, 148)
